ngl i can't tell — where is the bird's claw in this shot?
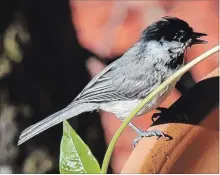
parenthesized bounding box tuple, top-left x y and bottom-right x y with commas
(133, 130, 165, 147)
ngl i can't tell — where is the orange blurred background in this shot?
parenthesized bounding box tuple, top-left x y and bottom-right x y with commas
(70, 0, 219, 173)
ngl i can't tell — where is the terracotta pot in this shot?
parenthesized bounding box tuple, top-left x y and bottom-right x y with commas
(121, 68, 219, 174)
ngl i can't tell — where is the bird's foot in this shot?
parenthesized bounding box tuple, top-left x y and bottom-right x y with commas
(133, 130, 165, 147)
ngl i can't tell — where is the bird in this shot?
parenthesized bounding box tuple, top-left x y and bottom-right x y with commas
(18, 16, 207, 146)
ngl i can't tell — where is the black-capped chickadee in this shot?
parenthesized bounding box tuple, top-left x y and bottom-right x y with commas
(18, 17, 207, 146)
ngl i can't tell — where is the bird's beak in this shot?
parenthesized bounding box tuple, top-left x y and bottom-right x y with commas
(192, 32, 208, 44)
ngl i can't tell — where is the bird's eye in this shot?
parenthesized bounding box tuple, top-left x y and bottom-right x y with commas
(173, 30, 185, 41)
(175, 30, 184, 37)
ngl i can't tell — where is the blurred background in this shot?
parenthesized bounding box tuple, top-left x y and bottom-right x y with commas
(0, 0, 218, 173)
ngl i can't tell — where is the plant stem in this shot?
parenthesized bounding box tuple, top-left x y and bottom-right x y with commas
(100, 45, 219, 174)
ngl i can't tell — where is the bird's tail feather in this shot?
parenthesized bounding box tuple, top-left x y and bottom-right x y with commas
(18, 102, 97, 145)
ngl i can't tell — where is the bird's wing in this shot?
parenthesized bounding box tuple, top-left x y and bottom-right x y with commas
(111, 66, 161, 99)
(73, 58, 121, 102)
(72, 52, 160, 104)
(73, 42, 143, 101)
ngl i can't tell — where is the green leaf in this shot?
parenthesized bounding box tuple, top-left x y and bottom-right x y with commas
(59, 121, 100, 174)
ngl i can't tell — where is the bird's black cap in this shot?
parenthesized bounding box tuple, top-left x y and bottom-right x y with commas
(141, 16, 207, 45)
